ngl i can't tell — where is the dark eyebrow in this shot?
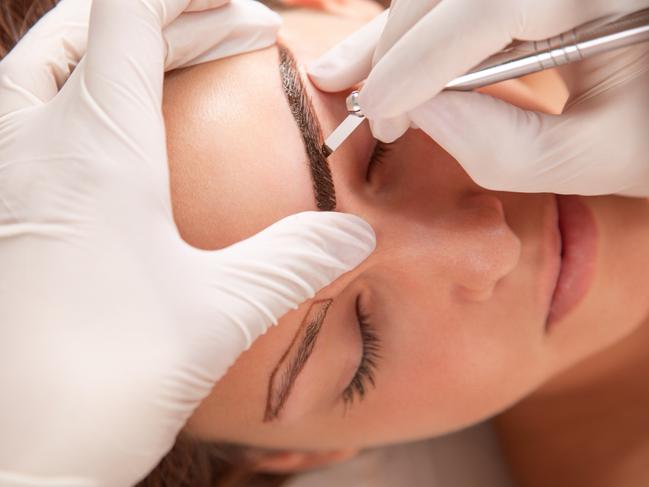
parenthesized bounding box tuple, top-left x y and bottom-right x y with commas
(264, 299, 332, 422)
(277, 43, 336, 211)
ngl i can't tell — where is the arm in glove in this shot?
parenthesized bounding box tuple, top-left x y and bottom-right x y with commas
(308, 0, 649, 196)
(0, 1, 375, 486)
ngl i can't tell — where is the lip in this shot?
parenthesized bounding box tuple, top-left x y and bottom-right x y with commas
(545, 196, 598, 329)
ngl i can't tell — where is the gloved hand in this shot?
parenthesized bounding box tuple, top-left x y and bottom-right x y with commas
(0, 1, 375, 486)
(308, 0, 649, 196)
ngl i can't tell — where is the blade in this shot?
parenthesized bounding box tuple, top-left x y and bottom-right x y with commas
(323, 114, 366, 156)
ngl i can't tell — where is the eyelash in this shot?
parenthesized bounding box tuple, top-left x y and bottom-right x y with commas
(366, 141, 393, 181)
(342, 295, 381, 407)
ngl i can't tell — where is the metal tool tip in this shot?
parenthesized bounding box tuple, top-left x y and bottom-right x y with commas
(322, 143, 333, 158)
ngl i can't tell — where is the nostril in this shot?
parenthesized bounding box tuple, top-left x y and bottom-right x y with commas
(451, 232, 521, 302)
(442, 194, 521, 299)
(460, 193, 505, 218)
(456, 284, 496, 302)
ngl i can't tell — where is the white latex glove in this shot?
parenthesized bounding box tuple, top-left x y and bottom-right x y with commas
(0, 1, 375, 486)
(308, 1, 649, 196)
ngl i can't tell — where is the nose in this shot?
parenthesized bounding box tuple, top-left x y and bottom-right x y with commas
(443, 194, 521, 301)
(375, 192, 522, 303)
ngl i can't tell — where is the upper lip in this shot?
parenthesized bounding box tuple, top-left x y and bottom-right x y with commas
(541, 195, 563, 323)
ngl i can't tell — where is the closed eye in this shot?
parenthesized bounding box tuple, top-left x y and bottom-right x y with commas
(342, 295, 381, 407)
(366, 141, 394, 181)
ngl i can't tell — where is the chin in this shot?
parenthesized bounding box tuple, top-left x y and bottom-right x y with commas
(552, 292, 649, 385)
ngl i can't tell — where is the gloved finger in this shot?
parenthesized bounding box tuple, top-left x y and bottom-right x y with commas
(164, 2, 281, 71)
(0, 0, 279, 118)
(359, 0, 625, 121)
(307, 10, 388, 92)
(410, 90, 644, 195)
(370, 0, 441, 66)
(368, 115, 410, 143)
(558, 43, 649, 102)
(82, 0, 278, 130)
(188, 212, 375, 374)
(411, 91, 576, 193)
(359, 0, 516, 120)
(410, 91, 539, 192)
(0, 0, 89, 117)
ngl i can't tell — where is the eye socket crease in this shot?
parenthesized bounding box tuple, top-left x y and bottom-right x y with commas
(277, 42, 336, 211)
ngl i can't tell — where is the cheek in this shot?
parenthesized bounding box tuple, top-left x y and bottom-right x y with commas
(371, 283, 546, 437)
(394, 329, 541, 435)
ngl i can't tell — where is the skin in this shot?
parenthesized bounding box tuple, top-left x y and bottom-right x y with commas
(162, 1, 649, 477)
(495, 318, 649, 487)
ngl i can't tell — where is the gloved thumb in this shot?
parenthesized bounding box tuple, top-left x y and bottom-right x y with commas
(410, 90, 648, 195)
(306, 9, 409, 143)
(307, 10, 388, 92)
(186, 211, 375, 376)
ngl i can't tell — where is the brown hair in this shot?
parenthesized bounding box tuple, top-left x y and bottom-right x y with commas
(135, 434, 289, 487)
(0, 0, 58, 58)
(0, 2, 290, 486)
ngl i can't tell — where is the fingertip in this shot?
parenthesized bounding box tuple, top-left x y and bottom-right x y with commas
(164, 0, 281, 72)
(307, 9, 388, 92)
(356, 82, 389, 121)
(324, 212, 376, 271)
(368, 116, 409, 143)
(331, 212, 376, 252)
(306, 58, 342, 90)
(297, 211, 376, 258)
(306, 57, 362, 93)
(188, 211, 376, 348)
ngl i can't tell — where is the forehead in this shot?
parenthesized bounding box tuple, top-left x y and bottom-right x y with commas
(163, 46, 315, 250)
(162, 6, 380, 250)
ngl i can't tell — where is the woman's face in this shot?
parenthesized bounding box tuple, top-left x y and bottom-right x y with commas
(163, 6, 649, 454)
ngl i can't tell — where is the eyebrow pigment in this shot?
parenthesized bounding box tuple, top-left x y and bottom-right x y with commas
(277, 44, 336, 211)
(264, 299, 333, 422)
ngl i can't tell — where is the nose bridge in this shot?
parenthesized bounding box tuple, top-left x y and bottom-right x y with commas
(375, 193, 521, 301)
(440, 203, 521, 296)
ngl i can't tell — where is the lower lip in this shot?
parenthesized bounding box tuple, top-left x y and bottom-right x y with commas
(546, 196, 598, 329)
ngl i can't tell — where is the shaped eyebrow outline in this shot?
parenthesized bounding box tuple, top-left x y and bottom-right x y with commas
(264, 299, 333, 422)
(277, 43, 336, 211)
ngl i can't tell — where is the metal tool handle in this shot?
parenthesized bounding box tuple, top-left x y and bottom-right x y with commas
(445, 8, 649, 90)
